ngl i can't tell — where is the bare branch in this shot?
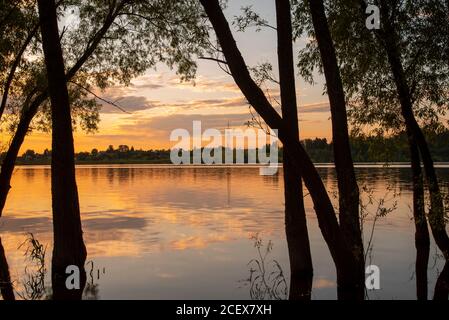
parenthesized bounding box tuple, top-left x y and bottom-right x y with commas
(68, 81, 131, 114)
(198, 56, 227, 64)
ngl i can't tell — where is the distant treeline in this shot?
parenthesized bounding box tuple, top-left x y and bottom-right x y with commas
(303, 130, 449, 163)
(5, 130, 449, 165)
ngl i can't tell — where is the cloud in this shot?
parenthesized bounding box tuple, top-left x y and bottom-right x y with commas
(300, 102, 330, 113)
(129, 74, 166, 90)
(97, 96, 329, 115)
(99, 95, 156, 113)
(167, 76, 240, 93)
(97, 74, 240, 99)
(119, 112, 254, 134)
(87, 98, 330, 149)
(160, 97, 249, 112)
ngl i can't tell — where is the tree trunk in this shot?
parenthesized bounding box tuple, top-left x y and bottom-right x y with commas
(37, 0, 86, 300)
(275, 0, 313, 300)
(308, 0, 364, 299)
(200, 0, 359, 300)
(409, 140, 430, 300)
(379, 0, 449, 260)
(433, 261, 449, 300)
(0, 237, 15, 300)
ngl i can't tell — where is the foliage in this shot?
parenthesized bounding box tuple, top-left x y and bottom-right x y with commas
(233, 5, 275, 32)
(360, 184, 399, 266)
(7, 128, 449, 165)
(1, 0, 211, 135)
(291, 0, 449, 133)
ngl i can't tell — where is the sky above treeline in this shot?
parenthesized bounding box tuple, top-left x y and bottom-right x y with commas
(4, 0, 332, 153)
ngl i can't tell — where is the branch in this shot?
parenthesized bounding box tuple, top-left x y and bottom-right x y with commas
(199, 55, 232, 76)
(198, 56, 227, 64)
(68, 81, 131, 114)
(0, 23, 39, 120)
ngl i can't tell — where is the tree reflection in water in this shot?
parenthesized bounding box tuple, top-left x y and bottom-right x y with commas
(0, 236, 15, 300)
(83, 260, 104, 300)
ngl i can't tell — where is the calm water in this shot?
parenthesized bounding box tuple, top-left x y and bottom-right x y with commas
(1, 165, 448, 300)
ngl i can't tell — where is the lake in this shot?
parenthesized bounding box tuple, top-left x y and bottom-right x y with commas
(1, 164, 448, 300)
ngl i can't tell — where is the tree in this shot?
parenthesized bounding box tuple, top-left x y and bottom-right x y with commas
(199, 0, 361, 300)
(351, 0, 448, 300)
(37, 0, 86, 299)
(0, 236, 14, 300)
(118, 145, 130, 153)
(293, 0, 449, 299)
(307, 0, 364, 299)
(43, 148, 51, 158)
(434, 261, 449, 300)
(0, 0, 210, 218)
(374, 0, 449, 266)
(275, 0, 313, 300)
(23, 149, 36, 160)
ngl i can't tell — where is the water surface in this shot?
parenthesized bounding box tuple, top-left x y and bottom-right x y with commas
(1, 165, 448, 299)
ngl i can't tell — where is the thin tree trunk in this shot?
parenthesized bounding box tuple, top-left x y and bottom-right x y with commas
(275, 0, 313, 300)
(308, 0, 364, 299)
(409, 141, 430, 300)
(0, 237, 15, 300)
(200, 0, 359, 300)
(37, 0, 86, 300)
(433, 260, 449, 300)
(379, 0, 449, 260)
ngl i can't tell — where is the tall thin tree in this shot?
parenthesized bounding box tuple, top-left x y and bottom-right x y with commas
(307, 0, 364, 299)
(37, 0, 86, 299)
(275, 0, 313, 300)
(200, 0, 362, 300)
(375, 0, 449, 261)
(293, 0, 444, 299)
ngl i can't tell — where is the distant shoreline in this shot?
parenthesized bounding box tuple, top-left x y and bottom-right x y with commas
(12, 161, 449, 168)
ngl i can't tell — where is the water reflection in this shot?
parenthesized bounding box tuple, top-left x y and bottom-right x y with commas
(241, 234, 287, 300)
(0, 165, 448, 299)
(0, 236, 14, 300)
(83, 260, 104, 300)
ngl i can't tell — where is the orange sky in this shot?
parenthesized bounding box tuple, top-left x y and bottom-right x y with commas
(3, 72, 332, 153)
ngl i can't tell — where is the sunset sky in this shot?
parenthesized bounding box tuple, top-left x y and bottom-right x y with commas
(4, 0, 331, 153)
